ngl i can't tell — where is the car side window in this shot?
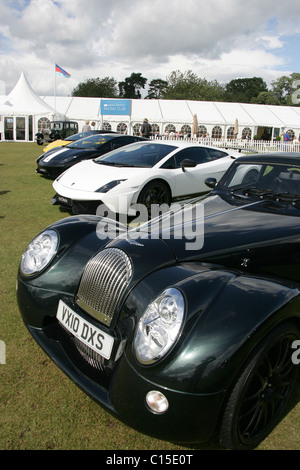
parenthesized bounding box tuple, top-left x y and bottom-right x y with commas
(160, 156, 175, 169)
(111, 137, 132, 150)
(174, 147, 209, 168)
(206, 149, 228, 161)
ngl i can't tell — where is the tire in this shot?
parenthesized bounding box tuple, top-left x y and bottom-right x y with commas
(137, 181, 171, 217)
(220, 322, 300, 450)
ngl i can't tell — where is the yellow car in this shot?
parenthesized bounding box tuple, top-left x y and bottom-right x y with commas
(43, 130, 101, 152)
(43, 130, 118, 152)
(43, 138, 69, 152)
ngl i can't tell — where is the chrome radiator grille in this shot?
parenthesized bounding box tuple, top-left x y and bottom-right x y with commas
(76, 248, 133, 326)
(73, 336, 106, 370)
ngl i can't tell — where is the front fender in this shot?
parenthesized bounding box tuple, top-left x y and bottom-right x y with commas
(125, 264, 300, 395)
(17, 215, 123, 327)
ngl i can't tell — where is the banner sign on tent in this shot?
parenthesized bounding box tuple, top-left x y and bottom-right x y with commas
(100, 99, 131, 116)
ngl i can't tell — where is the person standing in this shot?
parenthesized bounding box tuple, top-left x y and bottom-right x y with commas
(82, 121, 91, 131)
(139, 118, 152, 138)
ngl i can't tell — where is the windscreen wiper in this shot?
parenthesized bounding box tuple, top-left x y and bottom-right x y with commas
(231, 187, 274, 200)
(273, 193, 300, 207)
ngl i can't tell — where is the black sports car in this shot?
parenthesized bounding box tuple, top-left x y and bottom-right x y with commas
(17, 152, 300, 449)
(36, 134, 146, 178)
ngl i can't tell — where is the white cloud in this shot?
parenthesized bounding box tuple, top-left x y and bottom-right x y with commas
(0, 0, 300, 95)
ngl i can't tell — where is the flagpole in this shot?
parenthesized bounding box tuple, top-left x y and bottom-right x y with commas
(54, 63, 56, 118)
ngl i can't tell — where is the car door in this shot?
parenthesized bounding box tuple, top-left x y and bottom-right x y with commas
(167, 147, 230, 198)
(169, 147, 209, 197)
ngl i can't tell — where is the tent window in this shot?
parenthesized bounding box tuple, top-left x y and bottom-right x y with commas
(16, 117, 25, 140)
(29, 115, 33, 141)
(4, 117, 13, 140)
(103, 122, 112, 131)
(242, 127, 252, 139)
(212, 126, 222, 139)
(180, 124, 191, 136)
(38, 117, 51, 133)
(227, 127, 235, 139)
(117, 122, 127, 134)
(151, 124, 159, 137)
(199, 125, 207, 138)
(133, 123, 141, 136)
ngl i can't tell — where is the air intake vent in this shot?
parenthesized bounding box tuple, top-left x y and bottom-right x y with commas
(76, 248, 132, 326)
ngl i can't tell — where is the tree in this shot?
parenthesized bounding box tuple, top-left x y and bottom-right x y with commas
(225, 77, 268, 103)
(146, 79, 168, 99)
(270, 73, 300, 105)
(162, 70, 225, 101)
(118, 73, 147, 99)
(72, 77, 119, 97)
(251, 91, 280, 105)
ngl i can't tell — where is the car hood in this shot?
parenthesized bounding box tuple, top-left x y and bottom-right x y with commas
(43, 140, 68, 152)
(57, 160, 148, 190)
(132, 193, 300, 263)
(41, 147, 97, 164)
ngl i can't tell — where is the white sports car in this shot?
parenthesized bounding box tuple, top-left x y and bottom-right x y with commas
(52, 141, 243, 217)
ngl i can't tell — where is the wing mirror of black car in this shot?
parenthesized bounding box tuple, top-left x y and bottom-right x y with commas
(181, 159, 197, 172)
(205, 177, 217, 189)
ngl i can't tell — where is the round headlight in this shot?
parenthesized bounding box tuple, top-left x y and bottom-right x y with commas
(20, 230, 59, 276)
(134, 288, 185, 364)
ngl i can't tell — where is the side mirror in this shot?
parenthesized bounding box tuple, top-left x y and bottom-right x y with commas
(205, 177, 217, 189)
(180, 159, 197, 172)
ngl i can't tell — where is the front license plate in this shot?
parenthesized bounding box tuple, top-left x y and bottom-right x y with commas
(57, 195, 71, 205)
(56, 300, 114, 360)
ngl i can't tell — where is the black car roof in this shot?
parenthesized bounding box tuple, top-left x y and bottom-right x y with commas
(236, 152, 300, 165)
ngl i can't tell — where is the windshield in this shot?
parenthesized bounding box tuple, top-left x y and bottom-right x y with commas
(94, 142, 177, 168)
(67, 134, 116, 149)
(64, 131, 96, 142)
(220, 162, 300, 198)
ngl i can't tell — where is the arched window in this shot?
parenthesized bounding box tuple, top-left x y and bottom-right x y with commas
(199, 125, 207, 138)
(242, 127, 252, 139)
(151, 123, 160, 137)
(180, 125, 191, 136)
(287, 129, 295, 139)
(117, 122, 127, 134)
(38, 117, 51, 133)
(133, 123, 141, 136)
(212, 126, 222, 139)
(227, 127, 235, 139)
(165, 124, 176, 134)
(102, 121, 112, 131)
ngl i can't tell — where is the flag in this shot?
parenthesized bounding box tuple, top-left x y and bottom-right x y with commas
(55, 64, 71, 78)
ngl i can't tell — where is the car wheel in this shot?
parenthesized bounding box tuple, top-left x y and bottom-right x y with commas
(220, 322, 300, 450)
(138, 181, 171, 215)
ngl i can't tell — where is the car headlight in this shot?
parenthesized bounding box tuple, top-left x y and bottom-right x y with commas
(134, 288, 185, 364)
(20, 230, 59, 276)
(95, 179, 126, 193)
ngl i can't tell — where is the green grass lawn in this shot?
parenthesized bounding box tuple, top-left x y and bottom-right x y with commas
(0, 142, 300, 450)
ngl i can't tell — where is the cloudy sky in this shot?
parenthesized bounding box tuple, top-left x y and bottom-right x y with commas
(1, 0, 300, 97)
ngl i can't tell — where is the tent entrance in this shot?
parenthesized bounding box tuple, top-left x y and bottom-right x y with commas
(4, 115, 33, 141)
(256, 126, 273, 141)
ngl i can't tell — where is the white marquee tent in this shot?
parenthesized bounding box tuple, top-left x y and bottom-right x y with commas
(0, 71, 64, 141)
(1, 71, 300, 142)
